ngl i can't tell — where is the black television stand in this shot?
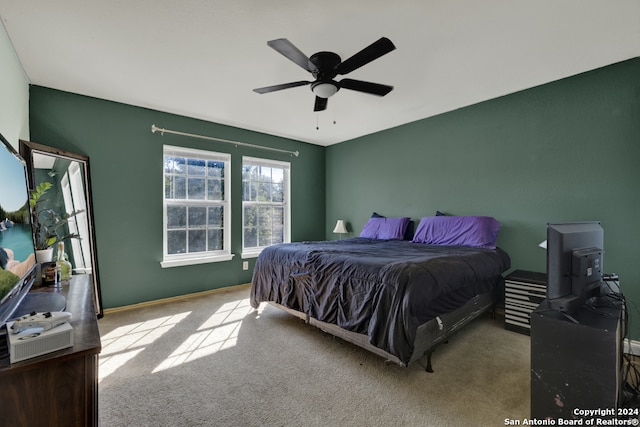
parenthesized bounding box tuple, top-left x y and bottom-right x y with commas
(547, 294, 585, 316)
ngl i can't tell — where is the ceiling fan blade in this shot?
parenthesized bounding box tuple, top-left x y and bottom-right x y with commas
(253, 80, 311, 94)
(335, 37, 396, 75)
(267, 38, 318, 73)
(314, 96, 328, 112)
(338, 79, 393, 96)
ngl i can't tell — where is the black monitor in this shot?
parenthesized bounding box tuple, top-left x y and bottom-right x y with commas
(546, 221, 604, 314)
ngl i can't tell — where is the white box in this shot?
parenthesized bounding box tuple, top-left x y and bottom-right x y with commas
(6, 321, 73, 363)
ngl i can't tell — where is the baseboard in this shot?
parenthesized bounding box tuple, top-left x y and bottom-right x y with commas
(103, 283, 251, 315)
(625, 338, 640, 356)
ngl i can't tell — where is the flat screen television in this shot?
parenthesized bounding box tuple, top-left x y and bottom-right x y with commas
(546, 221, 604, 314)
(0, 132, 37, 328)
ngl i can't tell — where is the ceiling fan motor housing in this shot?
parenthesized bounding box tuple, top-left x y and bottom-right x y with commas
(309, 51, 341, 79)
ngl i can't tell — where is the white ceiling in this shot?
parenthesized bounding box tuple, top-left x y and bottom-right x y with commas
(1, 1, 639, 147)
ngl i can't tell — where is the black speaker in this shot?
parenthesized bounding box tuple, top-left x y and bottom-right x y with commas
(531, 299, 623, 420)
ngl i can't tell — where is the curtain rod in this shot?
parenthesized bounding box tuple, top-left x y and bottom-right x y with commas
(151, 124, 299, 157)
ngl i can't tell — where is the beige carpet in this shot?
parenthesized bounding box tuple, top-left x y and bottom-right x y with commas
(98, 285, 530, 426)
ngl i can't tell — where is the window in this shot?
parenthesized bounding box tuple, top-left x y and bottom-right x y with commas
(242, 157, 290, 258)
(162, 145, 232, 268)
(60, 163, 92, 273)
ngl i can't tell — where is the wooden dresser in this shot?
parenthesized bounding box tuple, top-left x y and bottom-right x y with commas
(0, 275, 101, 426)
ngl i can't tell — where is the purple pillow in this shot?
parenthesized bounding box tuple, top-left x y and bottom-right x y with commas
(359, 217, 411, 240)
(412, 216, 501, 249)
(370, 212, 414, 240)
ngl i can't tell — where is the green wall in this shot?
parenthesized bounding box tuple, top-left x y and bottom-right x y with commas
(29, 87, 326, 309)
(326, 58, 640, 337)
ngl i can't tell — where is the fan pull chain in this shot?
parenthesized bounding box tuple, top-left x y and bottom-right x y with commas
(315, 110, 337, 130)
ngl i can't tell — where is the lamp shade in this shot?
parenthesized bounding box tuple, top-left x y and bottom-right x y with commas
(333, 220, 348, 234)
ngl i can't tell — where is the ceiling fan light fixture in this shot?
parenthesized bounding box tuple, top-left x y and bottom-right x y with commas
(311, 82, 338, 98)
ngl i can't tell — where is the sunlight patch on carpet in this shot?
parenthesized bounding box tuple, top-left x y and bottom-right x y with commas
(99, 349, 145, 383)
(152, 299, 252, 372)
(99, 312, 191, 382)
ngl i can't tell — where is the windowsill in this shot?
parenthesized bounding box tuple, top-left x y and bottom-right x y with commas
(161, 253, 235, 268)
(240, 251, 262, 259)
(241, 242, 290, 259)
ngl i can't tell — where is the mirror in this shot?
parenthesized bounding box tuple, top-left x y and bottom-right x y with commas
(19, 140, 103, 317)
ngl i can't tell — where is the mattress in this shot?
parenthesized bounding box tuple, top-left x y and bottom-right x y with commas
(250, 237, 511, 364)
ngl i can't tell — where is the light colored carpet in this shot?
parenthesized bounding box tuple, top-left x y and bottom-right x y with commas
(98, 285, 530, 426)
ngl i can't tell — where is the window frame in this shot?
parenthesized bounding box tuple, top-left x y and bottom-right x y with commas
(161, 145, 233, 268)
(241, 156, 291, 259)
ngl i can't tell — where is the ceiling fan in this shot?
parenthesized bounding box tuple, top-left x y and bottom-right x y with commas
(253, 37, 396, 112)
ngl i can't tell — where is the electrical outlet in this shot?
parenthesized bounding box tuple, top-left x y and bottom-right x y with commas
(242, 261, 249, 270)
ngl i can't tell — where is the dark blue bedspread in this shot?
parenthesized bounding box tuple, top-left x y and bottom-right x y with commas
(250, 238, 510, 363)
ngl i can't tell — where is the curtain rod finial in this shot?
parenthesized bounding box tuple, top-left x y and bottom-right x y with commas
(151, 124, 165, 136)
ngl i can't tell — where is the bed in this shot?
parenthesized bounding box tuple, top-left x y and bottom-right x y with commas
(250, 215, 511, 371)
